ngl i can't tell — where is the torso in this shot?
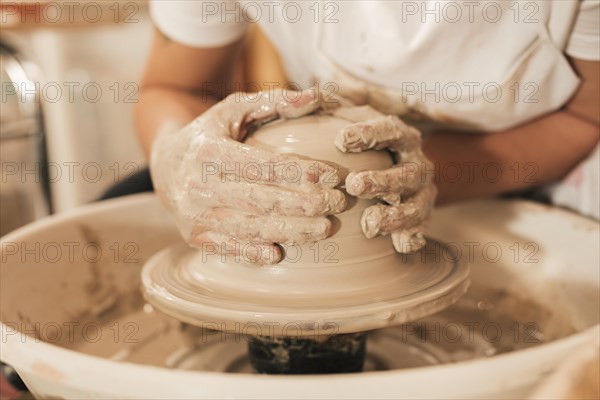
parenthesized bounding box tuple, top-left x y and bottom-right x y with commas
(248, 0, 581, 131)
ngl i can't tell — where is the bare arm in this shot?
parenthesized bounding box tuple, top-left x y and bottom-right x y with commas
(135, 29, 244, 155)
(424, 58, 600, 205)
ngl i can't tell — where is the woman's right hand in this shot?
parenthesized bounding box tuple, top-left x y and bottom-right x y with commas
(150, 89, 346, 265)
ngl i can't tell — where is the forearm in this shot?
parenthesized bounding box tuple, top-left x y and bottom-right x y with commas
(424, 110, 599, 204)
(135, 29, 243, 156)
(135, 88, 218, 155)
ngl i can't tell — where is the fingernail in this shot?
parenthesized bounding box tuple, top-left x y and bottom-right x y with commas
(293, 91, 316, 107)
(247, 244, 281, 265)
(339, 128, 363, 153)
(391, 231, 426, 254)
(331, 191, 347, 214)
(346, 172, 365, 196)
(319, 219, 333, 238)
(361, 208, 382, 239)
(334, 132, 349, 152)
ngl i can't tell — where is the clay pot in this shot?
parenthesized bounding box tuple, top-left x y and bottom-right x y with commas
(141, 114, 470, 339)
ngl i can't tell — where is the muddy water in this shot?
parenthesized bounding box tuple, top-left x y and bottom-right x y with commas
(381, 286, 575, 365)
(61, 286, 574, 373)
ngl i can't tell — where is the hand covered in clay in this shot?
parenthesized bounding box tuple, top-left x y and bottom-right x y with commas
(151, 90, 345, 265)
(332, 105, 436, 253)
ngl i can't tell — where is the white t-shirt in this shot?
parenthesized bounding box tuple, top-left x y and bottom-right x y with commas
(150, 0, 600, 218)
(151, 0, 599, 132)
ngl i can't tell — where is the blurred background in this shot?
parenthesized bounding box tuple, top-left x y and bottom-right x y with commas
(0, 0, 288, 236)
(1, 0, 152, 235)
(1, 3, 154, 394)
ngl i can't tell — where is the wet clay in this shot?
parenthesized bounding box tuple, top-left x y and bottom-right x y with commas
(141, 114, 469, 338)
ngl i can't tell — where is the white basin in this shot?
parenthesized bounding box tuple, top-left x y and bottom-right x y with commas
(1, 194, 598, 399)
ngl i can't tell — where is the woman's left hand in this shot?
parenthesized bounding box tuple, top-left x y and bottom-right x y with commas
(332, 105, 437, 253)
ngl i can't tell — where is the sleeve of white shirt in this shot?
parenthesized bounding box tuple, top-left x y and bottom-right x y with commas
(150, 0, 248, 48)
(566, 0, 600, 60)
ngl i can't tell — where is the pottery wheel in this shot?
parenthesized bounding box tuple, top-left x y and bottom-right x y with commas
(142, 240, 469, 336)
(141, 114, 470, 337)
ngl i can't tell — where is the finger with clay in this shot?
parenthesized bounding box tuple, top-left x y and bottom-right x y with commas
(332, 105, 437, 254)
(151, 89, 346, 265)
